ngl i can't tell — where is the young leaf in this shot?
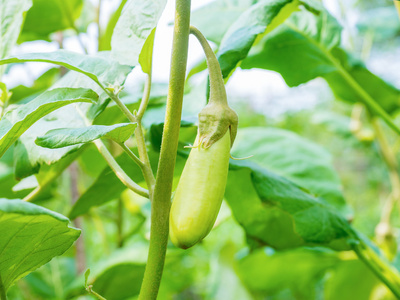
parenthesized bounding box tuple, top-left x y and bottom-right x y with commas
(98, 0, 128, 51)
(0, 50, 132, 88)
(0, 0, 32, 76)
(138, 28, 156, 74)
(36, 123, 137, 149)
(111, 0, 167, 66)
(0, 199, 80, 293)
(0, 88, 98, 158)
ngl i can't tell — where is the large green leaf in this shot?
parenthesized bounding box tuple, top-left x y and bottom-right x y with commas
(225, 160, 355, 250)
(241, 9, 400, 113)
(232, 127, 351, 217)
(111, 0, 167, 66)
(216, 0, 321, 78)
(19, 0, 84, 42)
(324, 258, 380, 300)
(36, 123, 136, 149)
(0, 88, 98, 158)
(237, 247, 338, 297)
(0, 199, 80, 293)
(0, 0, 32, 76)
(0, 50, 132, 88)
(68, 243, 148, 298)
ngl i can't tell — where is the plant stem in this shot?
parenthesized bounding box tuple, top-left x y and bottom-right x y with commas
(119, 142, 155, 192)
(189, 26, 227, 105)
(134, 125, 156, 192)
(106, 92, 136, 123)
(93, 139, 149, 198)
(137, 73, 152, 120)
(138, 0, 191, 299)
(352, 240, 400, 298)
(135, 52, 156, 194)
(119, 143, 143, 167)
(322, 49, 400, 137)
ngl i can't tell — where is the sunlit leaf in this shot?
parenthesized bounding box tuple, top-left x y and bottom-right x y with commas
(0, 199, 80, 292)
(36, 123, 136, 149)
(225, 160, 355, 250)
(0, 88, 98, 158)
(0, 51, 132, 88)
(232, 127, 351, 217)
(111, 0, 167, 66)
(19, 0, 84, 42)
(0, 0, 32, 75)
(217, 0, 321, 78)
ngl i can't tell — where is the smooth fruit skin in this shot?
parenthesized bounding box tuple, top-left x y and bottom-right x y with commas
(170, 131, 231, 249)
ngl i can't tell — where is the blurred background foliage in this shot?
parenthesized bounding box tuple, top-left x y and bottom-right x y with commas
(2, 0, 400, 299)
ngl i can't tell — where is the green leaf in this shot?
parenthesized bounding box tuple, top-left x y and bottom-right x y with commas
(0, 88, 98, 158)
(190, 0, 254, 44)
(111, 0, 167, 66)
(36, 123, 136, 149)
(13, 65, 123, 179)
(225, 160, 355, 250)
(232, 127, 351, 217)
(98, 0, 128, 51)
(324, 258, 379, 300)
(68, 244, 147, 299)
(217, 0, 303, 78)
(0, 0, 32, 76)
(19, 0, 83, 42)
(138, 28, 156, 74)
(89, 263, 145, 299)
(0, 50, 132, 88)
(241, 9, 400, 113)
(237, 247, 338, 297)
(0, 199, 80, 292)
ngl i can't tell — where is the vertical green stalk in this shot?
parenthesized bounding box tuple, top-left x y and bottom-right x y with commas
(138, 0, 191, 299)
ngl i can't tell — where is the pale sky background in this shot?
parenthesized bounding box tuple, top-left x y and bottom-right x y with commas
(3, 0, 400, 118)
